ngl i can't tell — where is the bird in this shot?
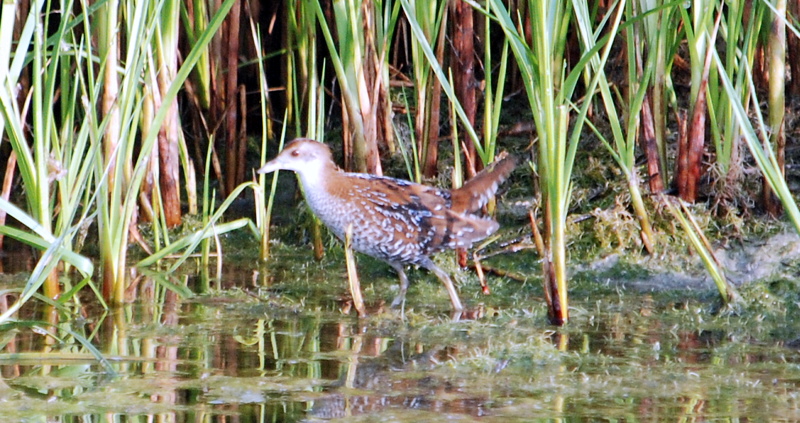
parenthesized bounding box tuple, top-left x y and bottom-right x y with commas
(258, 138, 515, 311)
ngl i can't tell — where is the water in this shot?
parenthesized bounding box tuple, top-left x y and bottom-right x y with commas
(1, 251, 800, 422)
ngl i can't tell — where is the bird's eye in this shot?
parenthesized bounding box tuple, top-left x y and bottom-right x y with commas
(291, 150, 300, 157)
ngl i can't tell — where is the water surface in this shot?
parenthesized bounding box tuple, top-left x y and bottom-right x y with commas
(1, 252, 799, 422)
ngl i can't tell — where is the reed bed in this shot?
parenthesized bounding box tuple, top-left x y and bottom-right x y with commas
(0, 0, 798, 325)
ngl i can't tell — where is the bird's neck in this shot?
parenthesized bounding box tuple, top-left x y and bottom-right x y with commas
(297, 162, 342, 204)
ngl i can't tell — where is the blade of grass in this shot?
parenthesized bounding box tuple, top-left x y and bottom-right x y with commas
(714, 50, 800, 232)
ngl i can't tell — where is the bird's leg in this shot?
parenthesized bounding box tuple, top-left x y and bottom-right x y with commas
(420, 258, 464, 311)
(390, 263, 410, 308)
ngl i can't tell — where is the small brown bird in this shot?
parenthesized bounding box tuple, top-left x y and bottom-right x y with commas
(258, 138, 515, 311)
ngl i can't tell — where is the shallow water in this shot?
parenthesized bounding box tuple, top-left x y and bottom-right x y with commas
(1, 251, 800, 422)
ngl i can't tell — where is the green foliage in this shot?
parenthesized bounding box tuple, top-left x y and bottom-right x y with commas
(0, 0, 235, 316)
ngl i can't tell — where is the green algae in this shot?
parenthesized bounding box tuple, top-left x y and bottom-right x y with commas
(3, 242, 800, 422)
(5, 167, 800, 422)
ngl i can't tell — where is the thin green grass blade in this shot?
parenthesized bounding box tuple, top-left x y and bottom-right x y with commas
(714, 51, 800, 232)
(399, 0, 486, 162)
(0, 320, 117, 375)
(0, 233, 70, 324)
(137, 269, 194, 298)
(0, 199, 93, 276)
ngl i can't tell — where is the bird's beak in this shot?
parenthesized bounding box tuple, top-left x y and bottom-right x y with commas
(257, 159, 281, 174)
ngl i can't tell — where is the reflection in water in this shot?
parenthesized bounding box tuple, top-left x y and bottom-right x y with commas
(0, 270, 799, 421)
(307, 331, 491, 420)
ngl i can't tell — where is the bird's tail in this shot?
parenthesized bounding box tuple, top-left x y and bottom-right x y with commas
(451, 152, 516, 214)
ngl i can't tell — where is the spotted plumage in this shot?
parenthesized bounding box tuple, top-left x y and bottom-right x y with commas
(258, 138, 516, 311)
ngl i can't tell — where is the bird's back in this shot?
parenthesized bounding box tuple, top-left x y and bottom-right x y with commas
(309, 154, 514, 266)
